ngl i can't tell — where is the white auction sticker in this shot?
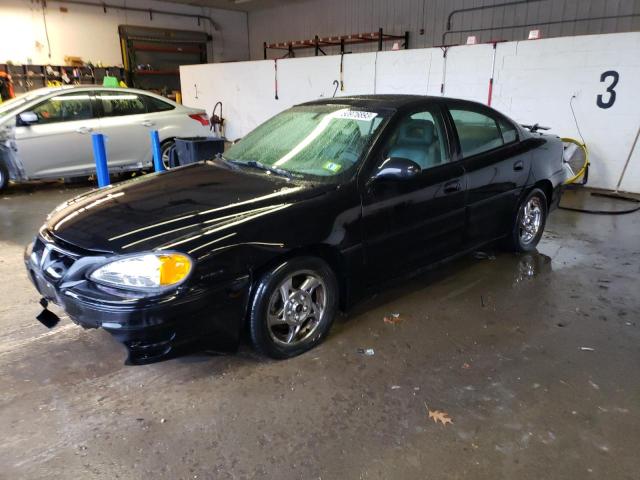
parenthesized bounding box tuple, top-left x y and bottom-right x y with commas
(336, 110, 378, 121)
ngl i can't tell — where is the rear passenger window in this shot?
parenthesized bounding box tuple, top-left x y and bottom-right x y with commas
(100, 92, 146, 117)
(449, 109, 504, 158)
(145, 96, 175, 113)
(498, 118, 518, 144)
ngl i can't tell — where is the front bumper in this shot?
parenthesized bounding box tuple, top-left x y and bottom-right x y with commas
(24, 234, 250, 364)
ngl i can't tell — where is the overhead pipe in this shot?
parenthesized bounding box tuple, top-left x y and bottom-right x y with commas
(42, 0, 220, 31)
(442, 13, 640, 45)
(446, 0, 545, 31)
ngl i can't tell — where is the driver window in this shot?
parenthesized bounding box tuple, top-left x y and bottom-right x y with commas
(31, 92, 93, 124)
(383, 110, 450, 170)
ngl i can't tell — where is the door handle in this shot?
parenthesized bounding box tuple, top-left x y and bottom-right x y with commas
(141, 120, 155, 127)
(443, 180, 461, 194)
(75, 127, 93, 134)
(513, 160, 524, 171)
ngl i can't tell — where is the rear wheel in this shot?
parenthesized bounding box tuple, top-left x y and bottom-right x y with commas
(248, 256, 338, 359)
(506, 188, 547, 252)
(161, 139, 176, 170)
(0, 163, 8, 192)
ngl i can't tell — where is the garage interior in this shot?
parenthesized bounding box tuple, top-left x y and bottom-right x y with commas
(1, 0, 640, 478)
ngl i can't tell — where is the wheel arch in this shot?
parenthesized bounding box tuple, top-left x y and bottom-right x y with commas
(248, 244, 349, 313)
(533, 179, 553, 209)
(160, 136, 176, 147)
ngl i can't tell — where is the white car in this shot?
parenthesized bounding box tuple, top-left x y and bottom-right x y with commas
(0, 86, 211, 191)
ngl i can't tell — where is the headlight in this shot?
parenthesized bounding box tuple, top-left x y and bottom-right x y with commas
(90, 253, 192, 289)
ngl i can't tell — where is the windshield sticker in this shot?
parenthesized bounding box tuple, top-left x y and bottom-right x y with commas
(336, 110, 378, 121)
(323, 161, 342, 173)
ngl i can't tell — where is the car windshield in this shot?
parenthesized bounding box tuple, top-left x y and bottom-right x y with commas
(0, 89, 57, 117)
(224, 105, 389, 182)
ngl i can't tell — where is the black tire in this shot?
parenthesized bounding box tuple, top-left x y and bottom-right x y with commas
(0, 162, 8, 192)
(160, 139, 176, 170)
(248, 256, 338, 359)
(506, 188, 548, 252)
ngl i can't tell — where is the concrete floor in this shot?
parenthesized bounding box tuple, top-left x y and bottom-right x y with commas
(1, 183, 639, 479)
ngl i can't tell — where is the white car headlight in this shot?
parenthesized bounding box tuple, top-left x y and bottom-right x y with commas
(90, 253, 192, 289)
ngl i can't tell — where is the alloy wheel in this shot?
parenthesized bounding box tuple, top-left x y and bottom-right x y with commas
(266, 270, 327, 346)
(161, 142, 174, 169)
(519, 196, 543, 244)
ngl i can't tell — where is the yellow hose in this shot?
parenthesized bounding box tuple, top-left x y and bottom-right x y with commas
(561, 137, 589, 185)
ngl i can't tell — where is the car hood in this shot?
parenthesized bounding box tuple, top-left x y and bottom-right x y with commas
(44, 162, 326, 253)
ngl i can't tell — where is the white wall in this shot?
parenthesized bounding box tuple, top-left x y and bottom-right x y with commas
(181, 32, 640, 193)
(0, 0, 249, 66)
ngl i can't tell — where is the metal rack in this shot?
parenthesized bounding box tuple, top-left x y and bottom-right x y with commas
(0, 64, 125, 94)
(264, 28, 409, 59)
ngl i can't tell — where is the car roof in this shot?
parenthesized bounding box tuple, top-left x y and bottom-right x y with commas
(10, 85, 180, 108)
(299, 94, 431, 109)
(299, 94, 494, 111)
(27, 85, 165, 97)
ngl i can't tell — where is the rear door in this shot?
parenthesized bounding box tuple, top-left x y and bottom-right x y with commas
(361, 104, 466, 283)
(445, 103, 530, 246)
(14, 91, 98, 179)
(96, 90, 154, 170)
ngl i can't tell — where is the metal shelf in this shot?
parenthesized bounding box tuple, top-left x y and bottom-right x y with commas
(264, 28, 409, 58)
(0, 63, 124, 94)
(133, 70, 179, 76)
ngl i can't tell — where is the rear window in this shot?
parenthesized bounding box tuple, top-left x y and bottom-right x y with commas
(145, 96, 175, 113)
(449, 109, 504, 158)
(100, 92, 146, 117)
(498, 118, 518, 144)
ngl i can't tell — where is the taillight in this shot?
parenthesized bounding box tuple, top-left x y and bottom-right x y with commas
(188, 113, 210, 126)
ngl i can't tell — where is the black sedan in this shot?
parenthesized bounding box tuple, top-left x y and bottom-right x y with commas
(24, 95, 565, 364)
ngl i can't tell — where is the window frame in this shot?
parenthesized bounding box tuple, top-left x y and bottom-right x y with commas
(445, 103, 520, 161)
(26, 90, 96, 125)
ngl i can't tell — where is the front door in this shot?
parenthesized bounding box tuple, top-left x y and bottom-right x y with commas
(361, 106, 466, 284)
(14, 91, 98, 179)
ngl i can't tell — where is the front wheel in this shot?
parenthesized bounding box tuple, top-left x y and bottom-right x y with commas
(506, 188, 548, 252)
(248, 257, 338, 359)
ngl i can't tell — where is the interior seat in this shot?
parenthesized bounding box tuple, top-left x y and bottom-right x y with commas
(388, 119, 437, 169)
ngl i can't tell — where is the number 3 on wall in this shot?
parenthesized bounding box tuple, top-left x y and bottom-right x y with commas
(597, 70, 619, 109)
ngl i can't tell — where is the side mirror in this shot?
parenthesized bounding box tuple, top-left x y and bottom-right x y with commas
(18, 111, 39, 126)
(373, 157, 421, 181)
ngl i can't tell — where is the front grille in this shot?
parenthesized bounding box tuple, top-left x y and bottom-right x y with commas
(31, 235, 79, 284)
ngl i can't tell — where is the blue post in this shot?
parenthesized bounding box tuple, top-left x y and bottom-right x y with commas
(150, 130, 165, 172)
(91, 133, 110, 187)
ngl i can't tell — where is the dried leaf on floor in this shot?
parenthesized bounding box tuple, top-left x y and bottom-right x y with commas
(384, 313, 402, 324)
(425, 403, 453, 426)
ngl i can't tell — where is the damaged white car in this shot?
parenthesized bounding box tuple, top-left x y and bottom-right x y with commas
(0, 86, 211, 191)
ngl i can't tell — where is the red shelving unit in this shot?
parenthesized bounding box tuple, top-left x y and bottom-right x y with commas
(264, 28, 409, 58)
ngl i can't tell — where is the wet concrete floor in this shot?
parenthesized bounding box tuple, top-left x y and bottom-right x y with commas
(1, 183, 639, 479)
